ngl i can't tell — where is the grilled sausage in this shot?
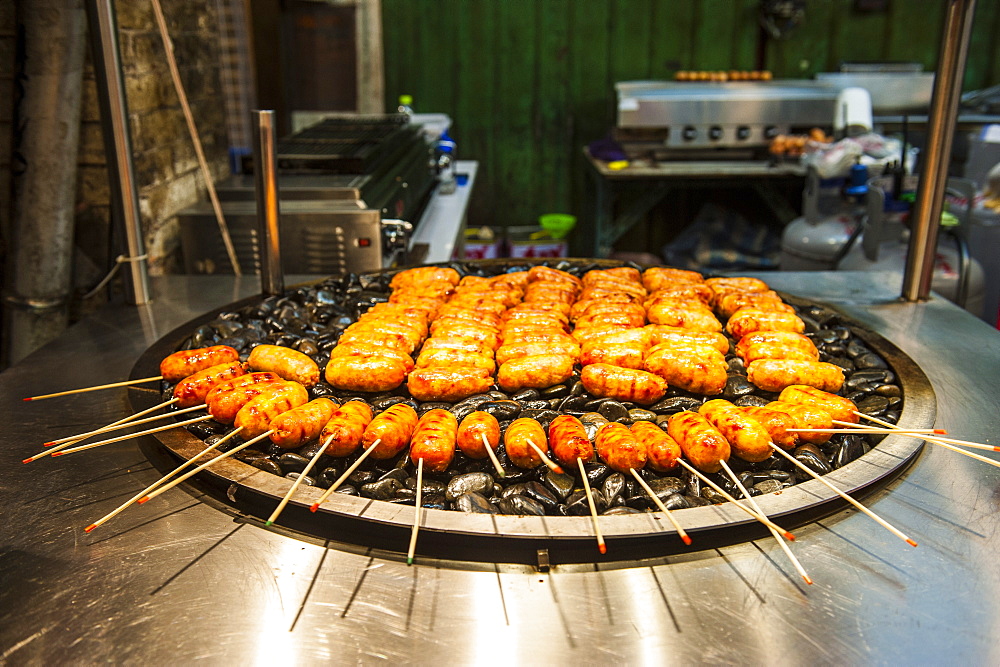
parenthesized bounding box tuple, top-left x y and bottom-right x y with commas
(457, 411, 501, 459)
(497, 353, 575, 392)
(700, 399, 773, 463)
(547, 414, 594, 466)
(645, 283, 714, 307)
(716, 291, 793, 318)
(572, 324, 634, 346)
(234, 381, 309, 439)
(205, 371, 282, 406)
(584, 267, 642, 284)
(327, 343, 415, 373)
(410, 408, 457, 472)
(269, 398, 340, 449)
(738, 340, 819, 364)
(418, 336, 492, 355)
(645, 325, 730, 355)
(725, 309, 805, 339)
(389, 266, 460, 289)
(778, 385, 859, 424)
(575, 310, 646, 329)
(630, 421, 682, 472)
(580, 326, 652, 349)
(705, 276, 769, 293)
(495, 340, 581, 365)
(747, 359, 845, 393)
(335, 330, 418, 354)
(644, 342, 727, 395)
(579, 342, 646, 369)
(207, 375, 284, 424)
(504, 417, 548, 469)
(248, 344, 320, 387)
(595, 422, 647, 473)
(407, 367, 493, 403)
(432, 311, 504, 331)
(765, 400, 833, 444)
(362, 403, 419, 460)
(160, 345, 240, 383)
(666, 411, 731, 473)
(646, 302, 722, 332)
(735, 331, 816, 359)
(320, 401, 374, 457)
(342, 321, 424, 351)
(739, 405, 799, 449)
(415, 348, 496, 374)
(527, 265, 582, 287)
(324, 356, 409, 393)
(172, 361, 246, 408)
(642, 267, 705, 291)
(580, 364, 668, 405)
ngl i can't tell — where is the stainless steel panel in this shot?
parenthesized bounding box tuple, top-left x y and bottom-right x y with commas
(3, 271, 1000, 663)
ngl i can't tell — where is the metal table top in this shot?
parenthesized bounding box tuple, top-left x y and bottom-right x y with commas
(2, 271, 999, 664)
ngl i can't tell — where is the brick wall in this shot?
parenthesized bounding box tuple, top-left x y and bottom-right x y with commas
(77, 0, 230, 276)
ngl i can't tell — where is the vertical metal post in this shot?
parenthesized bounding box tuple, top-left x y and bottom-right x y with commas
(84, 0, 151, 305)
(901, 0, 976, 301)
(252, 110, 284, 295)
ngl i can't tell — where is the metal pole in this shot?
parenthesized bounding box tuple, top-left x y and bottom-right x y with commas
(901, 0, 976, 301)
(84, 0, 151, 305)
(252, 110, 284, 295)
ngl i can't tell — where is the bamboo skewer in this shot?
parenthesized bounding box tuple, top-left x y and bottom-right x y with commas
(23, 375, 163, 401)
(578, 458, 607, 554)
(855, 412, 1000, 468)
(266, 436, 331, 527)
(84, 428, 243, 533)
(137, 430, 274, 504)
(23, 398, 180, 464)
(309, 440, 379, 512)
(527, 438, 564, 475)
(789, 427, 945, 435)
(766, 442, 917, 547)
(676, 459, 795, 541)
(481, 433, 505, 477)
(629, 468, 691, 546)
(407, 458, 424, 565)
(720, 460, 813, 585)
(46, 402, 203, 446)
(833, 418, 995, 451)
(51, 415, 214, 456)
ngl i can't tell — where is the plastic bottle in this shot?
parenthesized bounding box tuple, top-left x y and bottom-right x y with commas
(436, 130, 457, 194)
(397, 94, 414, 118)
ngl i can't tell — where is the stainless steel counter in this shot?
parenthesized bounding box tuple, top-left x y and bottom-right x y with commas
(2, 271, 999, 664)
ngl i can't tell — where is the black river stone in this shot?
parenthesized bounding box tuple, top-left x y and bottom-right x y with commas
(446, 472, 495, 501)
(455, 492, 497, 514)
(496, 495, 546, 516)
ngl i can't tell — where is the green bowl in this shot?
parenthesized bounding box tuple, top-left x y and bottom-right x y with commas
(539, 213, 576, 239)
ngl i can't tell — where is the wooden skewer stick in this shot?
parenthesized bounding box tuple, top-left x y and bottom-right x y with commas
(577, 457, 607, 554)
(137, 430, 274, 504)
(266, 436, 330, 527)
(676, 459, 795, 541)
(46, 402, 203, 446)
(310, 440, 379, 512)
(856, 412, 1000, 467)
(84, 428, 243, 533)
(23, 398, 180, 464)
(766, 442, 917, 547)
(481, 433, 505, 477)
(407, 457, 424, 565)
(720, 459, 813, 585)
(832, 419, 945, 434)
(526, 438, 564, 475)
(834, 418, 994, 451)
(51, 415, 214, 456)
(629, 468, 691, 546)
(789, 428, 948, 435)
(23, 375, 163, 401)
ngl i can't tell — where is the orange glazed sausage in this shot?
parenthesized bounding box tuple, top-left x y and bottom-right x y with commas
(320, 401, 374, 457)
(172, 361, 246, 408)
(504, 417, 548, 469)
(160, 345, 240, 383)
(548, 415, 595, 467)
(362, 403, 419, 460)
(248, 344, 320, 387)
(457, 411, 502, 459)
(595, 422, 647, 473)
(747, 360, 845, 393)
(666, 411, 731, 474)
(410, 409, 458, 472)
(580, 364, 668, 406)
(630, 421, 682, 472)
(234, 382, 309, 439)
(269, 398, 339, 449)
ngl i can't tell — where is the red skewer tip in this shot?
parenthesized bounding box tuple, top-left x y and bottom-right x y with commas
(598, 542, 607, 555)
(309, 504, 320, 513)
(681, 535, 693, 546)
(50, 452, 63, 457)
(784, 532, 796, 541)
(21, 457, 34, 464)
(137, 496, 150, 504)
(933, 429, 947, 434)
(84, 524, 97, 533)
(553, 466, 564, 475)
(803, 576, 814, 585)
(42, 442, 55, 447)
(906, 538, 918, 547)
(22, 397, 32, 402)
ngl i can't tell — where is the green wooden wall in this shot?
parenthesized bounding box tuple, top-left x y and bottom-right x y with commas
(382, 0, 1000, 250)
